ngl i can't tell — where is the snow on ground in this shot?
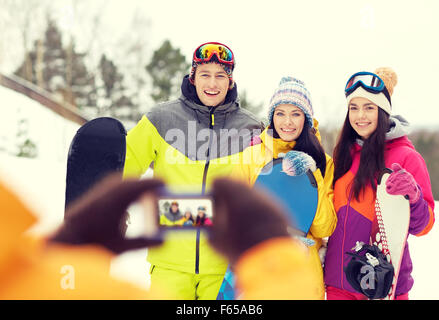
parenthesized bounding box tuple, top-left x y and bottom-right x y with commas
(0, 153, 67, 235)
(0, 84, 79, 235)
(1, 84, 438, 299)
(407, 217, 439, 299)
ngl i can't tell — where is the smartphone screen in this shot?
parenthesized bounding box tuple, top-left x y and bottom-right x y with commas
(125, 193, 214, 239)
(157, 196, 214, 229)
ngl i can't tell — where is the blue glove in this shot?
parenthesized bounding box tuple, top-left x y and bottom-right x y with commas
(282, 150, 316, 176)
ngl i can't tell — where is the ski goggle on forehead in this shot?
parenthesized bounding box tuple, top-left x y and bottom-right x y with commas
(193, 42, 234, 65)
(345, 71, 385, 96)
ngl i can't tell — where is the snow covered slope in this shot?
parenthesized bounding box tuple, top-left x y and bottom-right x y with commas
(1, 84, 79, 234)
(407, 217, 439, 299)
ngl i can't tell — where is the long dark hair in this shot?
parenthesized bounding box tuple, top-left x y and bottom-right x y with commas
(272, 122, 327, 177)
(333, 108, 390, 200)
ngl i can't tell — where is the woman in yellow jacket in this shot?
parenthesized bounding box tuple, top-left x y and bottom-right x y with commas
(233, 76, 337, 299)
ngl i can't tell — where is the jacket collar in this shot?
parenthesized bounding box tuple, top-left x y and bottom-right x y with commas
(164, 209, 183, 222)
(260, 126, 297, 158)
(355, 115, 412, 149)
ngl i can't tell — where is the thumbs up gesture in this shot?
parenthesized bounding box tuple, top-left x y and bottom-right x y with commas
(385, 163, 421, 204)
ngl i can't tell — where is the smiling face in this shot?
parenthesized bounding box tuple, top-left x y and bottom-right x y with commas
(194, 63, 230, 107)
(272, 104, 306, 142)
(348, 97, 379, 140)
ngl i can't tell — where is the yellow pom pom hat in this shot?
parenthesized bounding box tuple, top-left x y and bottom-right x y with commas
(345, 67, 398, 115)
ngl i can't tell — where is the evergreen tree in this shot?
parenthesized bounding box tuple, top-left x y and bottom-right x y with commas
(66, 39, 96, 108)
(14, 17, 95, 110)
(42, 18, 66, 92)
(16, 118, 37, 158)
(95, 54, 134, 121)
(146, 39, 190, 103)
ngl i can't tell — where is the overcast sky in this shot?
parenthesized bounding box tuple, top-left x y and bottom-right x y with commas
(3, 0, 439, 128)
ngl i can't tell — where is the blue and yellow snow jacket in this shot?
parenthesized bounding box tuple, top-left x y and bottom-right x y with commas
(123, 76, 263, 274)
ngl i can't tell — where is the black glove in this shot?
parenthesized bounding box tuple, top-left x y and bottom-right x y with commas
(209, 178, 292, 264)
(50, 174, 164, 254)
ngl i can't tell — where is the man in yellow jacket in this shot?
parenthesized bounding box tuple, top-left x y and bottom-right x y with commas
(159, 201, 185, 226)
(123, 42, 263, 299)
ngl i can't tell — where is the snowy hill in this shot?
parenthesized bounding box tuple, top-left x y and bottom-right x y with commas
(1, 84, 438, 299)
(406, 215, 439, 299)
(0, 84, 79, 234)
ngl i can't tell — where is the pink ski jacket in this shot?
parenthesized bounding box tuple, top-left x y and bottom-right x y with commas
(324, 118, 435, 296)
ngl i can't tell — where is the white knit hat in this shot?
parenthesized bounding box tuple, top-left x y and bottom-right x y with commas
(346, 67, 398, 115)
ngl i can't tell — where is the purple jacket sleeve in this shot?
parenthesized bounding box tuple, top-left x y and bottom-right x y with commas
(401, 151, 435, 236)
(408, 187, 432, 235)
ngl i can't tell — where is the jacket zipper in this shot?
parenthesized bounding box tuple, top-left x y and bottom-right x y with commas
(196, 108, 215, 274)
(340, 191, 353, 290)
(201, 110, 215, 194)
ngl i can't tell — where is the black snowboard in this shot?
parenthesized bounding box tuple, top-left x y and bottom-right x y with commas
(64, 117, 127, 215)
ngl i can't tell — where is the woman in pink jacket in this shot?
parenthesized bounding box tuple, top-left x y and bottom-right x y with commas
(324, 67, 435, 300)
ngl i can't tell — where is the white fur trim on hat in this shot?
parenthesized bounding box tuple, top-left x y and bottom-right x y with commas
(346, 86, 392, 115)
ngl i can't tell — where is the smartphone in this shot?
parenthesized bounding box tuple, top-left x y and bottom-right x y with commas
(125, 190, 214, 239)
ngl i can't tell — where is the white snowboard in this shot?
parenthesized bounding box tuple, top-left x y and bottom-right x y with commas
(372, 170, 411, 300)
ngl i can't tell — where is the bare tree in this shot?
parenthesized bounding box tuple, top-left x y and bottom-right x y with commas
(117, 9, 152, 121)
(0, 0, 50, 74)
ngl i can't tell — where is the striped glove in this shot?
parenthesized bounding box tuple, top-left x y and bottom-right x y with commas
(282, 150, 316, 176)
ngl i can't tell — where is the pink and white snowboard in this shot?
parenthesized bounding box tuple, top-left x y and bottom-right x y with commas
(371, 169, 410, 300)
